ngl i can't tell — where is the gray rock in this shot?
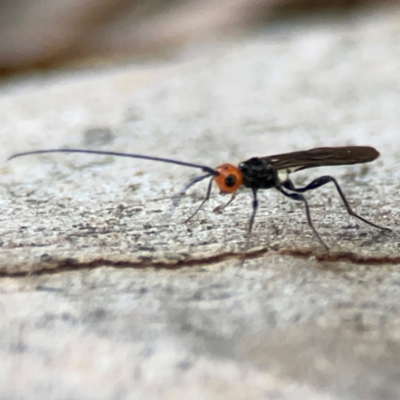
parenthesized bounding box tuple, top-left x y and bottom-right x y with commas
(1, 8, 400, 400)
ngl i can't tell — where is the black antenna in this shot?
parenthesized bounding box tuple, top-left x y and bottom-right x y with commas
(8, 148, 219, 176)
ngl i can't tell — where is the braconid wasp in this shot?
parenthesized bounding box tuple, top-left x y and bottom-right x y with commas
(8, 146, 391, 252)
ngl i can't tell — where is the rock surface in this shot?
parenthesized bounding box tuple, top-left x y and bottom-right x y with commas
(1, 7, 400, 400)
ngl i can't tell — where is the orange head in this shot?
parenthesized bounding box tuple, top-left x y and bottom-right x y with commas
(214, 164, 243, 194)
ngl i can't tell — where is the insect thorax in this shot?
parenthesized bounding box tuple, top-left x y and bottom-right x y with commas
(239, 158, 277, 189)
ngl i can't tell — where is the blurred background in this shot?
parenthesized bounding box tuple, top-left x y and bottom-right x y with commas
(0, 0, 397, 75)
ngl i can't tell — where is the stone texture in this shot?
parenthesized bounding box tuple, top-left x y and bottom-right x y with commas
(0, 7, 400, 400)
(1, 0, 390, 71)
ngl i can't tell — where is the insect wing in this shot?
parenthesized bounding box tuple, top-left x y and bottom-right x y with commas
(262, 146, 379, 174)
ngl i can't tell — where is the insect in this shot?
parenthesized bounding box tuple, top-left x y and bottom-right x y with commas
(8, 146, 391, 251)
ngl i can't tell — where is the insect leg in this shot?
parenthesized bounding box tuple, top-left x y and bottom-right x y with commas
(278, 186, 329, 250)
(166, 174, 212, 220)
(244, 188, 259, 251)
(282, 176, 391, 232)
(238, 189, 259, 264)
(213, 192, 237, 213)
(185, 177, 214, 222)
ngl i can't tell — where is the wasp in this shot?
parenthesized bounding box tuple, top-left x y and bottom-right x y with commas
(8, 146, 391, 251)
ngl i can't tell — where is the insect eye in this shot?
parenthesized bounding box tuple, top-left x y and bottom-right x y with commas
(225, 174, 237, 188)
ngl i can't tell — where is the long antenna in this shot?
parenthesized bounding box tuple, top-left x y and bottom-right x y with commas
(8, 148, 219, 176)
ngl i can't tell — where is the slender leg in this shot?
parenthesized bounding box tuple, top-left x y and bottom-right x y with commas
(239, 188, 259, 264)
(283, 176, 391, 232)
(172, 173, 212, 208)
(213, 192, 237, 213)
(278, 186, 329, 250)
(185, 177, 214, 223)
(244, 188, 259, 251)
(165, 174, 212, 220)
